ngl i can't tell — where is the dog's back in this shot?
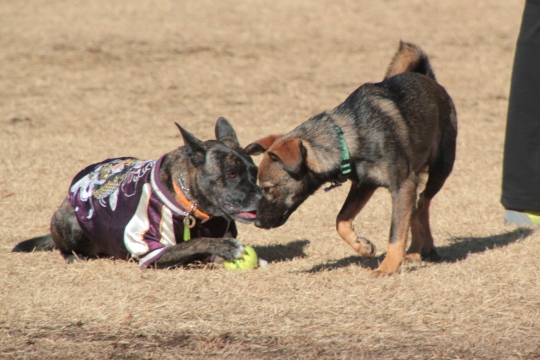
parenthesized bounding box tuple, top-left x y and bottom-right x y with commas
(382, 41, 458, 149)
(335, 42, 455, 168)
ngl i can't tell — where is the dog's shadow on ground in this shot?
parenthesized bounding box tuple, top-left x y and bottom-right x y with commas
(253, 239, 311, 263)
(438, 227, 534, 263)
(306, 255, 385, 273)
(303, 227, 535, 273)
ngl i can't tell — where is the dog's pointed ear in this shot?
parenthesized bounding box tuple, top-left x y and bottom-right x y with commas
(175, 122, 206, 166)
(268, 138, 306, 177)
(245, 135, 282, 155)
(215, 117, 240, 148)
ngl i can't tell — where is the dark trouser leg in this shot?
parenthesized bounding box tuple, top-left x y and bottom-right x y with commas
(501, 0, 540, 213)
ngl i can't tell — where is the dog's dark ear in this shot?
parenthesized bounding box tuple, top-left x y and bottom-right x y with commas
(245, 135, 282, 155)
(215, 117, 240, 148)
(268, 138, 306, 177)
(175, 122, 206, 166)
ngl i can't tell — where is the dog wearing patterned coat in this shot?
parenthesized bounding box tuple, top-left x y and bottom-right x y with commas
(13, 118, 262, 268)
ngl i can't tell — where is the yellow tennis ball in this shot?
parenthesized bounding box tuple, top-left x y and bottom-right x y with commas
(224, 246, 258, 270)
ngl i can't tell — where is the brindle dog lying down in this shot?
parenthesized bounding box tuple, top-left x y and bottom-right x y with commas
(14, 118, 262, 269)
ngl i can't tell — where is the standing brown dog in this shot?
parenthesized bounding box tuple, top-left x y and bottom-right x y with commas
(245, 42, 457, 276)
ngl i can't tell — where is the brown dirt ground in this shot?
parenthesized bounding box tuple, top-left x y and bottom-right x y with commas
(1, 0, 539, 359)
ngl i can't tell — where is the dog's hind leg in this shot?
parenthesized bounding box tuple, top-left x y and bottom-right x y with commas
(407, 194, 438, 263)
(336, 182, 377, 257)
(50, 198, 100, 263)
(407, 170, 451, 263)
(407, 132, 456, 263)
(373, 177, 417, 276)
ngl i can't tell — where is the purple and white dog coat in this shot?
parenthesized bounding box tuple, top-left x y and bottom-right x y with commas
(68, 156, 236, 268)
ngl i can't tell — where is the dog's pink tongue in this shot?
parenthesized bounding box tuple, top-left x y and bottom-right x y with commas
(239, 212, 257, 219)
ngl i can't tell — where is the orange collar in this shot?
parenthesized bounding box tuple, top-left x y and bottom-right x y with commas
(173, 181, 212, 223)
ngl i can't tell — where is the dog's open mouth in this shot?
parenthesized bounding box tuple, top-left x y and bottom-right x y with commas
(224, 205, 257, 223)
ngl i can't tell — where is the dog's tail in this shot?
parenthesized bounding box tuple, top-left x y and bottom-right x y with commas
(12, 234, 55, 253)
(384, 41, 435, 80)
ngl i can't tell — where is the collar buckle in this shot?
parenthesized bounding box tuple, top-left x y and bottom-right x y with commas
(173, 181, 212, 223)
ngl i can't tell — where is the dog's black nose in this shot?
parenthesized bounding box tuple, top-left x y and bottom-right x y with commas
(254, 218, 273, 229)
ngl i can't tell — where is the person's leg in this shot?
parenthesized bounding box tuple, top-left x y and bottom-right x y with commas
(501, 0, 540, 224)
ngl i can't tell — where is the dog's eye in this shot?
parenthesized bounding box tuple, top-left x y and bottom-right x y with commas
(227, 172, 237, 179)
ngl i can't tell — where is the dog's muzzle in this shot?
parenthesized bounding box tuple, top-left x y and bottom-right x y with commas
(254, 211, 289, 229)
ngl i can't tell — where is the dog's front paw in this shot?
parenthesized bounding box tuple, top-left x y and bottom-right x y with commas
(355, 237, 376, 258)
(404, 253, 422, 264)
(213, 239, 245, 261)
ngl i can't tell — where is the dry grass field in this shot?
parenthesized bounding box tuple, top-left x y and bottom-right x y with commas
(1, 0, 539, 359)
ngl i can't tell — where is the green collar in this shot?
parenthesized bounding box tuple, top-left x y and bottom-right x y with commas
(325, 124, 352, 191)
